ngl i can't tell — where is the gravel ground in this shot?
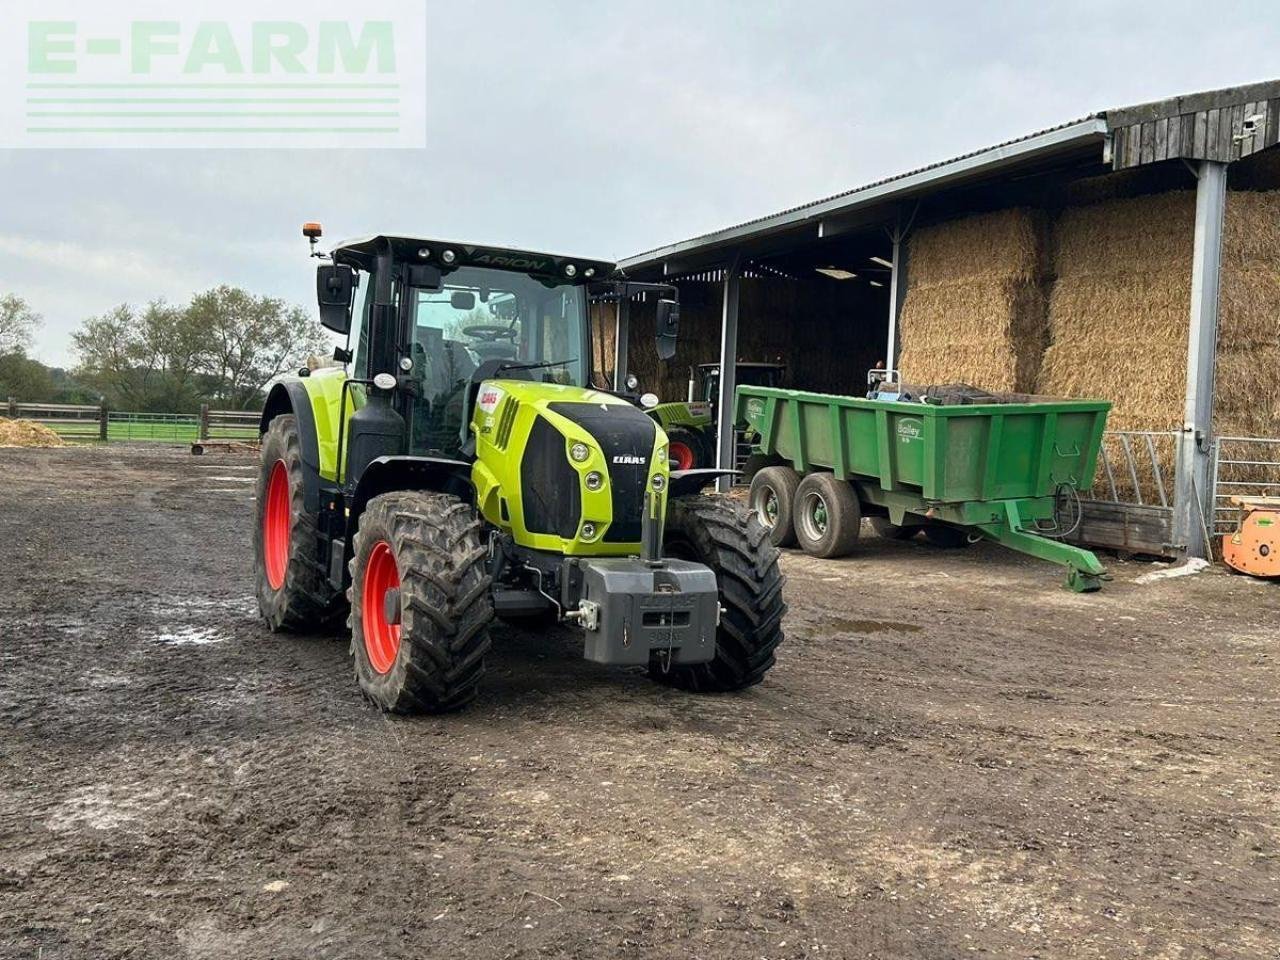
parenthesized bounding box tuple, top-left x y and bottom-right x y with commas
(1, 443, 1278, 960)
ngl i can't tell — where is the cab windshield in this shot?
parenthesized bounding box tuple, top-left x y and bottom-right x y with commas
(406, 265, 588, 455)
(410, 266, 587, 394)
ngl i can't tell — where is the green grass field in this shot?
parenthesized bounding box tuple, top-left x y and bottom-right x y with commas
(45, 419, 258, 443)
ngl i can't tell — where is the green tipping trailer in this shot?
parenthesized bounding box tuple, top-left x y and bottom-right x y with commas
(735, 386, 1112, 592)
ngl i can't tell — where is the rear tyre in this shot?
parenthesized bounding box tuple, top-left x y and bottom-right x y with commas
(349, 491, 494, 713)
(254, 414, 346, 632)
(666, 427, 708, 470)
(793, 473, 861, 558)
(749, 466, 801, 548)
(922, 522, 971, 549)
(652, 496, 786, 692)
(869, 517, 919, 541)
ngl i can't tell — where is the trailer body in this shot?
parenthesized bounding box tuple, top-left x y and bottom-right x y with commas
(736, 386, 1112, 591)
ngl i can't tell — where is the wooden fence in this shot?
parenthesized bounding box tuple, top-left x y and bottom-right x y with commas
(5, 398, 260, 444)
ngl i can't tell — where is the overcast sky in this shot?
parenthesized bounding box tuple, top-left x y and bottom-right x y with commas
(2, 0, 1277, 367)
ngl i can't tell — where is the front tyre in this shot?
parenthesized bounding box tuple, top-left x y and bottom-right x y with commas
(349, 491, 494, 713)
(652, 496, 786, 692)
(254, 414, 346, 632)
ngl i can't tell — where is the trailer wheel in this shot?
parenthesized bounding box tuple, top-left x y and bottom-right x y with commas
(254, 414, 346, 632)
(749, 466, 801, 547)
(869, 517, 919, 541)
(653, 496, 786, 692)
(794, 473, 861, 558)
(348, 491, 494, 713)
(922, 522, 971, 549)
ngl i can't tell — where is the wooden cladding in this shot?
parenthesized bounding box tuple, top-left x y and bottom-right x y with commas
(1108, 81, 1280, 169)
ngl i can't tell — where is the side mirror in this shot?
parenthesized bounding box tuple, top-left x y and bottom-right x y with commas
(316, 264, 355, 334)
(655, 298, 680, 361)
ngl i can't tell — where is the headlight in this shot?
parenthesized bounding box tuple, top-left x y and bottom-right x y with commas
(569, 442, 591, 463)
(585, 471, 604, 491)
(640, 392, 659, 409)
(624, 373, 640, 391)
(441, 249, 457, 264)
(564, 263, 577, 277)
(651, 474, 666, 492)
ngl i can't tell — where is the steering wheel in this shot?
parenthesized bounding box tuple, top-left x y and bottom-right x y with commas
(462, 324, 516, 343)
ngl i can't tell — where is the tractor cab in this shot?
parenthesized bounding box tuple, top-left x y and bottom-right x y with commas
(325, 235, 612, 461)
(696, 361, 786, 407)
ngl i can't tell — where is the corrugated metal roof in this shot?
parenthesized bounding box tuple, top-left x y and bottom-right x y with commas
(619, 115, 1104, 271)
(619, 78, 1280, 273)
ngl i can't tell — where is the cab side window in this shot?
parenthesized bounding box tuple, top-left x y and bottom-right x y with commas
(350, 270, 374, 376)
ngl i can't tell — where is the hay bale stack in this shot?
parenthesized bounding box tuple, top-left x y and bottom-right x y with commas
(1037, 191, 1197, 432)
(0, 418, 65, 448)
(898, 208, 1047, 392)
(1217, 190, 1280, 441)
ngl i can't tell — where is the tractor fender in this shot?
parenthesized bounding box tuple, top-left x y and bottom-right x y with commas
(261, 381, 323, 513)
(349, 456, 475, 529)
(668, 468, 738, 498)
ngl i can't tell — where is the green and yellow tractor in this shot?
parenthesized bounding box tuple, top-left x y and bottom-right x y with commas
(253, 227, 786, 712)
(636, 362, 786, 470)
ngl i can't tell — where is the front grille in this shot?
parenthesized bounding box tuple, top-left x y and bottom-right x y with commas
(520, 416, 580, 539)
(549, 402, 656, 543)
(495, 399, 519, 449)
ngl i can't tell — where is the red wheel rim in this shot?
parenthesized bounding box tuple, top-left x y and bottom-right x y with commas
(263, 460, 290, 591)
(361, 541, 402, 674)
(670, 441, 695, 471)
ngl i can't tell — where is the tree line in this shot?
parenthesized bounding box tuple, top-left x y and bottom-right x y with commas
(0, 288, 330, 412)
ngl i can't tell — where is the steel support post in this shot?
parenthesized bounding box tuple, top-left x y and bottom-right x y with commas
(714, 261, 742, 492)
(1173, 160, 1227, 559)
(885, 230, 908, 371)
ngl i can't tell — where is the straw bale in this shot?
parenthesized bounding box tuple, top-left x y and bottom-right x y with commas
(1223, 190, 1280, 268)
(1216, 190, 1280, 445)
(1051, 192, 1195, 278)
(898, 208, 1047, 391)
(0, 417, 65, 448)
(907, 208, 1044, 284)
(1215, 345, 1280, 438)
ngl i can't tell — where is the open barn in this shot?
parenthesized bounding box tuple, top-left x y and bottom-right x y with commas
(604, 80, 1280, 562)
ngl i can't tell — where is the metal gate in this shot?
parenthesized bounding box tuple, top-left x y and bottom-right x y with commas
(1211, 436, 1280, 537)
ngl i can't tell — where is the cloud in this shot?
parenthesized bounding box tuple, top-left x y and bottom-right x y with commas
(2, 0, 1278, 367)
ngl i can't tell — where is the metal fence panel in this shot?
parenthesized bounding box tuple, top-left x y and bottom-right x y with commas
(1211, 436, 1280, 536)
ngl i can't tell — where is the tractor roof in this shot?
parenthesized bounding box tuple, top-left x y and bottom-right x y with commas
(331, 234, 616, 283)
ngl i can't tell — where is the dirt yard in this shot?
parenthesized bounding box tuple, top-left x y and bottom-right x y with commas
(1, 444, 1277, 960)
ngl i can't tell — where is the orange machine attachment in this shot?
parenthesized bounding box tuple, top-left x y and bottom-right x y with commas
(1221, 496, 1280, 579)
